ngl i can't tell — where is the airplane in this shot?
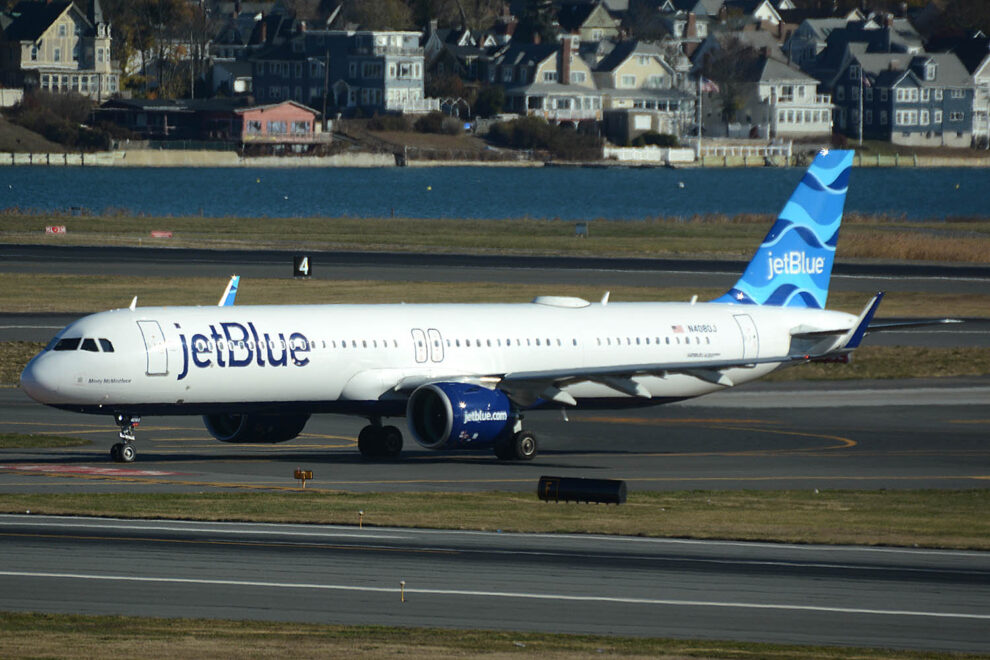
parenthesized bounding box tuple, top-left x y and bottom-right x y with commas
(19, 149, 928, 463)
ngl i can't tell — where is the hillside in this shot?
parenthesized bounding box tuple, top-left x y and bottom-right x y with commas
(0, 114, 65, 153)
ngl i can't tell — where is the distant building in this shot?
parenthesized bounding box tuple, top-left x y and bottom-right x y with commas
(251, 30, 437, 116)
(0, 0, 119, 99)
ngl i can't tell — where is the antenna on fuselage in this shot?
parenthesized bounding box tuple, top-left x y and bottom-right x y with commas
(129, 296, 137, 311)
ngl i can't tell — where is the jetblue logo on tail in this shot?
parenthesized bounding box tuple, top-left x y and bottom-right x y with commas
(767, 251, 826, 279)
(714, 149, 854, 309)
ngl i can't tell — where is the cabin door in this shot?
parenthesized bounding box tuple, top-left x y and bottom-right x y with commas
(137, 320, 169, 376)
(733, 314, 760, 360)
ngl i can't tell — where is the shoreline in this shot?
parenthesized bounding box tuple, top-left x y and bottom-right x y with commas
(3, 149, 990, 168)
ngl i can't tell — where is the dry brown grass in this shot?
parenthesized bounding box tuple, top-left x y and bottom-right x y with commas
(1, 612, 967, 660)
(842, 229, 990, 263)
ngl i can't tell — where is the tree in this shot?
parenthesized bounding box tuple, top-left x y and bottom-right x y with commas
(474, 84, 504, 117)
(700, 35, 760, 127)
(623, 0, 669, 42)
(514, 0, 556, 44)
(340, 0, 414, 29)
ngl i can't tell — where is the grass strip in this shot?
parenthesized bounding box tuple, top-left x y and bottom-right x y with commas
(2, 273, 989, 317)
(0, 612, 975, 660)
(2, 213, 989, 263)
(0, 433, 90, 448)
(1, 490, 987, 550)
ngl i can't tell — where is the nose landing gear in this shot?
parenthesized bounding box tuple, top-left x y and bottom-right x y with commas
(110, 413, 140, 463)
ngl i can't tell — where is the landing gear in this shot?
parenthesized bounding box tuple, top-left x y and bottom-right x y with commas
(494, 431, 538, 461)
(357, 422, 403, 459)
(111, 413, 140, 463)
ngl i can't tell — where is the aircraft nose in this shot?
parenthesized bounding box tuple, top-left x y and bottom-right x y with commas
(20, 356, 61, 403)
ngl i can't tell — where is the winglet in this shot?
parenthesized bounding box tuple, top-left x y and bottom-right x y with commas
(843, 292, 885, 350)
(218, 275, 240, 307)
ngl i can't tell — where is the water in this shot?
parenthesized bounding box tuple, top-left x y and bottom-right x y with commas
(0, 165, 985, 220)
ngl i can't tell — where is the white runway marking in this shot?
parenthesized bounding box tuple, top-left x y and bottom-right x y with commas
(2, 570, 988, 620)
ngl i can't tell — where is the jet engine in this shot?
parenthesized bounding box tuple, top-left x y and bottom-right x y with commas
(203, 413, 310, 444)
(406, 382, 513, 450)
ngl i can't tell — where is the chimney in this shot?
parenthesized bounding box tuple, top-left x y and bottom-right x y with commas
(298, 20, 307, 33)
(686, 12, 697, 38)
(259, 20, 267, 44)
(429, 19, 438, 38)
(561, 37, 572, 85)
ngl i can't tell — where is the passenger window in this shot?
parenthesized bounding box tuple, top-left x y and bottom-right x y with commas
(80, 338, 99, 352)
(98, 338, 114, 352)
(54, 337, 81, 351)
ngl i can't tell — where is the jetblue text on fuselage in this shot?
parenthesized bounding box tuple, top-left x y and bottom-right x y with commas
(766, 251, 826, 280)
(176, 322, 311, 380)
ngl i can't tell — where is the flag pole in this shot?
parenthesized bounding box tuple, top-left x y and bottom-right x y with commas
(697, 75, 702, 160)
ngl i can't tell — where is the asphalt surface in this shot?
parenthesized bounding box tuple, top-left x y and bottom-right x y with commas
(1, 515, 988, 652)
(1, 379, 988, 493)
(2, 244, 988, 653)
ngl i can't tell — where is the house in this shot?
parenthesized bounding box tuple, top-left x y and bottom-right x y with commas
(497, 38, 602, 124)
(0, 0, 119, 99)
(95, 98, 330, 147)
(235, 100, 328, 145)
(251, 29, 437, 116)
(970, 47, 990, 147)
(592, 40, 692, 140)
(827, 46, 974, 146)
(700, 54, 832, 138)
(927, 33, 990, 147)
(556, 0, 621, 42)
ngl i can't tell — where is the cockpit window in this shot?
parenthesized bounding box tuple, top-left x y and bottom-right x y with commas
(99, 338, 114, 353)
(53, 337, 81, 351)
(80, 338, 99, 352)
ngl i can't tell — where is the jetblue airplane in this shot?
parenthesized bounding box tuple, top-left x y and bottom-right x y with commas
(21, 150, 890, 463)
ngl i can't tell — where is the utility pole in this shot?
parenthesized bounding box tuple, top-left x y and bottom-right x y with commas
(858, 65, 863, 146)
(322, 48, 330, 131)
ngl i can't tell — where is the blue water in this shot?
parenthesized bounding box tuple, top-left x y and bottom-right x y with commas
(0, 165, 985, 220)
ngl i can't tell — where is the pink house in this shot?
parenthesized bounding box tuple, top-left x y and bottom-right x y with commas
(235, 101, 330, 144)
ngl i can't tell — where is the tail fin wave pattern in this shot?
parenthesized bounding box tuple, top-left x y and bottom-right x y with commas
(713, 149, 854, 309)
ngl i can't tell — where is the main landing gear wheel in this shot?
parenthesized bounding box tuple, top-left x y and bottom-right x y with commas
(494, 431, 538, 461)
(357, 424, 403, 459)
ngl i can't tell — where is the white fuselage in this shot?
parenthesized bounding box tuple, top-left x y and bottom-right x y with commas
(21, 299, 856, 416)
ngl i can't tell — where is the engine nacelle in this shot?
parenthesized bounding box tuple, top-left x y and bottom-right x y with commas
(406, 382, 513, 450)
(203, 413, 310, 444)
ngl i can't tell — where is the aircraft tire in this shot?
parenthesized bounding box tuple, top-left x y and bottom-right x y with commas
(120, 444, 136, 463)
(512, 431, 538, 461)
(381, 425, 403, 458)
(110, 443, 122, 462)
(357, 425, 382, 459)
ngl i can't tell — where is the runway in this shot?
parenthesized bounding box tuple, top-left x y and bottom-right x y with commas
(1, 515, 987, 652)
(1, 377, 988, 493)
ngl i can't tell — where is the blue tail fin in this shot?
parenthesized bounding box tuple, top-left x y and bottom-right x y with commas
(713, 149, 854, 309)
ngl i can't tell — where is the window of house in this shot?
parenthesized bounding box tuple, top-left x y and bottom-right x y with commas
(58, 24, 66, 37)
(920, 110, 929, 124)
(934, 88, 943, 100)
(571, 71, 586, 84)
(97, 48, 104, 63)
(849, 64, 859, 79)
(53, 47, 61, 62)
(880, 88, 888, 102)
(880, 110, 887, 125)
(269, 86, 282, 99)
(951, 89, 965, 99)
(620, 74, 636, 88)
(30, 44, 39, 61)
(925, 62, 936, 80)
(949, 111, 964, 121)
(647, 74, 664, 88)
(294, 62, 302, 77)
(247, 120, 262, 133)
(72, 43, 80, 61)
(543, 70, 557, 82)
(865, 109, 873, 124)
(502, 68, 513, 82)
(934, 109, 943, 123)
(836, 85, 844, 101)
(864, 87, 873, 101)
